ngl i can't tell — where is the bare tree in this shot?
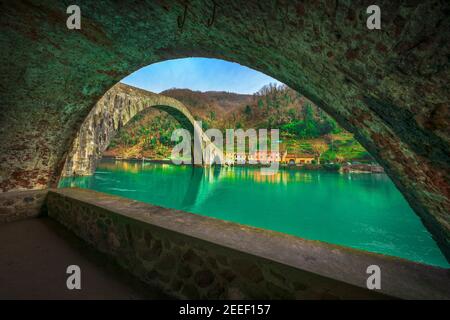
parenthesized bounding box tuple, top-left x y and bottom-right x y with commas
(311, 140, 328, 164)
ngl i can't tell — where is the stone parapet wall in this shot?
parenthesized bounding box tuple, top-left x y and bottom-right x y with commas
(0, 189, 48, 224)
(47, 188, 450, 299)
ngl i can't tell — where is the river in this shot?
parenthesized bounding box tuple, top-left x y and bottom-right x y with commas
(59, 159, 449, 268)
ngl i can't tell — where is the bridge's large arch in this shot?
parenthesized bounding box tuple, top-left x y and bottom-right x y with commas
(62, 83, 222, 177)
(0, 1, 448, 259)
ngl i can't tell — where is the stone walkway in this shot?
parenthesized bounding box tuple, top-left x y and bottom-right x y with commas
(0, 217, 171, 299)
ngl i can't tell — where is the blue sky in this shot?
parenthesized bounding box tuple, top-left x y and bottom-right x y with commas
(121, 58, 283, 94)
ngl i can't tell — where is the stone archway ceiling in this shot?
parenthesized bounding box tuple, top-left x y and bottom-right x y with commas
(0, 0, 448, 260)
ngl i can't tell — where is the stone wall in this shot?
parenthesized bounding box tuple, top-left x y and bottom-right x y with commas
(47, 188, 450, 299)
(0, 189, 48, 223)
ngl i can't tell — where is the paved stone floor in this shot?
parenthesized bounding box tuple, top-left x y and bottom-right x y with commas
(0, 217, 171, 299)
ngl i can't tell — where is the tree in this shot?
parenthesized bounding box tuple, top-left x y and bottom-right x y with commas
(302, 103, 315, 122)
(311, 140, 329, 164)
(257, 99, 264, 110)
(287, 108, 298, 121)
(335, 155, 345, 163)
(244, 105, 252, 117)
(319, 117, 340, 135)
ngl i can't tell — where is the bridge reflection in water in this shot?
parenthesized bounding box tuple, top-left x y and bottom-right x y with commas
(58, 159, 449, 268)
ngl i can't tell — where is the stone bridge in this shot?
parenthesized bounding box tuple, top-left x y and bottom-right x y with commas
(0, 0, 448, 260)
(62, 83, 224, 177)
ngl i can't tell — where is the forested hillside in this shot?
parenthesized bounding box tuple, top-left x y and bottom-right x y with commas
(105, 84, 371, 163)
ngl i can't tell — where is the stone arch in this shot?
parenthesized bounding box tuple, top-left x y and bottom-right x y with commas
(0, 1, 448, 259)
(62, 83, 222, 176)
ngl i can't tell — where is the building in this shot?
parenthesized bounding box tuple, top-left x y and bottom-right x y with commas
(235, 152, 247, 164)
(224, 152, 236, 165)
(225, 151, 282, 165)
(248, 151, 282, 163)
(282, 153, 315, 165)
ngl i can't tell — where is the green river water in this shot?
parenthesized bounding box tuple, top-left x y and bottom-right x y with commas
(59, 159, 449, 268)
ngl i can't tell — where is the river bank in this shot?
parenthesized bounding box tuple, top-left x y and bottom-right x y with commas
(101, 156, 384, 174)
